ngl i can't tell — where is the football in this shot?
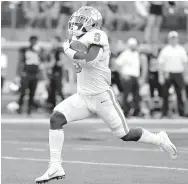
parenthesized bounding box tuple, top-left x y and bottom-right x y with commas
(70, 40, 88, 53)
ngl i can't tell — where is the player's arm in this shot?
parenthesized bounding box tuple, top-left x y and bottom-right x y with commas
(16, 48, 25, 77)
(63, 40, 103, 65)
(74, 44, 103, 64)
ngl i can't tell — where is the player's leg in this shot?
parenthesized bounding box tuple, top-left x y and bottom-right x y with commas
(28, 76, 38, 115)
(173, 73, 184, 116)
(17, 76, 28, 114)
(131, 77, 141, 116)
(144, 14, 155, 44)
(152, 15, 162, 44)
(50, 77, 57, 108)
(35, 93, 92, 183)
(121, 76, 132, 116)
(97, 87, 177, 159)
(55, 75, 65, 101)
(161, 76, 172, 117)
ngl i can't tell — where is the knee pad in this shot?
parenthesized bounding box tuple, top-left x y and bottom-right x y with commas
(50, 111, 67, 130)
(121, 128, 142, 142)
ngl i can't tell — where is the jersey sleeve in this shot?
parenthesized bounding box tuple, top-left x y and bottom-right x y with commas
(88, 30, 108, 46)
(80, 30, 108, 48)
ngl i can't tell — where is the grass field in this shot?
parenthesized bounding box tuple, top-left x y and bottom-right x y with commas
(1, 115, 188, 184)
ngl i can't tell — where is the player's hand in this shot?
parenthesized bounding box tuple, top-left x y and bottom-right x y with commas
(63, 39, 71, 52)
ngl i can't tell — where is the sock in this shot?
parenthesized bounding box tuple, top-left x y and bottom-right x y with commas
(49, 129, 64, 166)
(138, 128, 161, 146)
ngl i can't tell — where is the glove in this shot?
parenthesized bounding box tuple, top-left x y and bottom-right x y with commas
(63, 39, 71, 52)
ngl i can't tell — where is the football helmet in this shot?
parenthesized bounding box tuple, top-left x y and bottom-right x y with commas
(68, 6, 102, 37)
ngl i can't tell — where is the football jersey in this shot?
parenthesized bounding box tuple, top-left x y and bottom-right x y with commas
(73, 29, 111, 95)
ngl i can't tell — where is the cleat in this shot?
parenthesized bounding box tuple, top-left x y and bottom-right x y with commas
(158, 131, 177, 159)
(35, 164, 65, 183)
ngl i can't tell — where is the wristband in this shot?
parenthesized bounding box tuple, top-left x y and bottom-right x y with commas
(64, 48, 76, 59)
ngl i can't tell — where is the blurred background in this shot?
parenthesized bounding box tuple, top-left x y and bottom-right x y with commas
(2, 3, 188, 184)
(1, 1, 188, 118)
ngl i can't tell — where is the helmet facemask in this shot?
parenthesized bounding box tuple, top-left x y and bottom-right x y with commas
(68, 13, 93, 37)
(68, 7, 102, 37)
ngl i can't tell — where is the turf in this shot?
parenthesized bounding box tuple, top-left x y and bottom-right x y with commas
(1, 116, 188, 184)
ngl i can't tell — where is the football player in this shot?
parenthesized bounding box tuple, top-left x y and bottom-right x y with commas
(35, 6, 177, 183)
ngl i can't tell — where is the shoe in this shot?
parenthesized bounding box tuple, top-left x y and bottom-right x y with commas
(158, 131, 177, 159)
(35, 163, 65, 183)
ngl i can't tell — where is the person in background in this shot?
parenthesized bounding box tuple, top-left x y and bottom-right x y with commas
(158, 31, 188, 118)
(17, 35, 43, 115)
(115, 38, 148, 117)
(23, 2, 40, 29)
(144, 1, 176, 44)
(1, 53, 8, 90)
(109, 39, 125, 96)
(56, 2, 72, 36)
(38, 2, 56, 29)
(147, 44, 162, 116)
(1, 37, 8, 91)
(46, 36, 64, 112)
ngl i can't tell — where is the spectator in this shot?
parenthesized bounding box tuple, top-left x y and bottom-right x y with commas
(17, 35, 43, 115)
(46, 36, 65, 112)
(158, 31, 188, 118)
(144, 1, 176, 44)
(23, 2, 40, 28)
(109, 39, 125, 96)
(115, 38, 148, 117)
(134, 1, 149, 30)
(1, 38, 8, 90)
(97, 1, 129, 31)
(56, 2, 72, 37)
(147, 44, 162, 116)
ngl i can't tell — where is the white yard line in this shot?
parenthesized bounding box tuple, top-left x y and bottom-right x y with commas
(1, 118, 188, 124)
(19, 148, 46, 152)
(2, 156, 188, 172)
(3, 142, 188, 154)
(98, 128, 188, 133)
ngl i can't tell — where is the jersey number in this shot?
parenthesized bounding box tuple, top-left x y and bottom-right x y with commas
(94, 33, 101, 42)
